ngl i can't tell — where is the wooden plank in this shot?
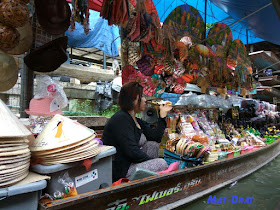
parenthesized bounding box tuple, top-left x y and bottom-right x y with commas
(38, 140, 280, 210)
(35, 64, 117, 83)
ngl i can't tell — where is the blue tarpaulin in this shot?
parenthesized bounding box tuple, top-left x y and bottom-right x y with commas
(66, 9, 121, 58)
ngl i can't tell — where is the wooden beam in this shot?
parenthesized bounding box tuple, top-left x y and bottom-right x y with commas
(35, 64, 117, 83)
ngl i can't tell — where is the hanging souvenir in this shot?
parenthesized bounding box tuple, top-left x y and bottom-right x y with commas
(227, 39, 247, 70)
(136, 54, 155, 76)
(121, 65, 137, 85)
(173, 61, 186, 79)
(127, 41, 142, 66)
(163, 3, 205, 44)
(234, 65, 253, 90)
(0, 23, 20, 52)
(70, 0, 90, 35)
(173, 41, 188, 62)
(180, 36, 192, 47)
(152, 74, 166, 97)
(206, 23, 233, 52)
(138, 74, 158, 96)
(0, 0, 29, 28)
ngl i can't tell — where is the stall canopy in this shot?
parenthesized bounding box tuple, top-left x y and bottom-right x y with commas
(76, 0, 280, 45)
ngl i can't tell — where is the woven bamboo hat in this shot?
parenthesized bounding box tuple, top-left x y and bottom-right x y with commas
(35, 0, 71, 35)
(7, 22, 33, 55)
(30, 114, 95, 152)
(0, 99, 31, 137)
(0, 50, 18, 92)
(0, 0, 29, 28)
(0, 23, 20, 52)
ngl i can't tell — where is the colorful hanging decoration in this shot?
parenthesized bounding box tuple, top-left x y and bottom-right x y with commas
(234, 65, 253, 90)
(70, 0, 90, 34)
(152, 74, 166, 97)
(121, 65, 138, 85)
(209, 57, 232, 88)
(136, 54, 155, 76)
(173, 41, 188, 62)
(100, 0, 129, 27)
(227, 39, 247, 70)
(206, 23, 233, 51)
(140, 74, 158, 96)
(163, 4, 205, 43)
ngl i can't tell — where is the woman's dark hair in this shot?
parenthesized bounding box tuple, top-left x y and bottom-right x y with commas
(118, 82, 143, 111)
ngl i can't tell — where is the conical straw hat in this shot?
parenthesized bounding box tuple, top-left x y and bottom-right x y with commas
(0, 165, 28, 178)
(0, 143, 27, 147)
(0, 171, 28, 187)
(0, 171, 27, 183)
(0, 155, 30, 165)
(35, 136, 97, 158)
(30, 114, 95, 152)
(0, 51, 18, 92)
(0, 148, 30, 156)
(32, 135, 95, 157)
(0, 138, 29, 144)
(41, 140, 99, 160)
(0, 160, 30, 170)
(0, 99, 31, 137)
(0, 152, 30, 161)
(0, 144, 28, 152)
(0, 162, 29, 175)
(40, 148, 101, 165)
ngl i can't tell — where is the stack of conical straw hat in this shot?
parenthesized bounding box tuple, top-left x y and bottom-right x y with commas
(0, 99, 31, 187)
(30, 114, 100, 165)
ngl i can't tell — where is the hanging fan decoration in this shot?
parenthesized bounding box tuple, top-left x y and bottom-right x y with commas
(139, 74, 158, 96)
(173, 77, 186, 94)
(125, 40, 142, 66)
(163, 3, 205, 43)
(70, 0, 90, 35)
(173, 61, 186, 79)
(164, 76, 177, 93)
(152, 74, 166, 97)
(234, 65, 253, 90)
(136, 54, 155, 76)
(161, 24, 175, 61)
(100, 0, 129, 27)
(154, 59, 165, 75)
(206, 23, 233, 51)
(209, 57, 232, 88)
(226, 39, 247, 70)
(122, 65, 138, 85)
(207, 44, 227, 59)
(173, 41, 188, 62)
(125, 0, 155, 42)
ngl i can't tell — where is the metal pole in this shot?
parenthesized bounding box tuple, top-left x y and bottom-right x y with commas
(103, 52, 107, 69)
(246, 29, 249, 52)
(20, 55, 33, 118)
(204, 0, 207, 45)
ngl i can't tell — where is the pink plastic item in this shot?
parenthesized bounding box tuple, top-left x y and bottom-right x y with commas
(157, 162, 179, 174)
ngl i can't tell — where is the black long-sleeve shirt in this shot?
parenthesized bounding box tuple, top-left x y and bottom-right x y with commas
(102, 109, 166, 182)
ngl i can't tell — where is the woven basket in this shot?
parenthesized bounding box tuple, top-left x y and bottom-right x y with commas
(0, 0, 29, 28)
(0, 23, 20, 52)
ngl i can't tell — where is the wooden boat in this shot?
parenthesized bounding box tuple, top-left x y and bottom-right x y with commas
(39, 140, 280, 210)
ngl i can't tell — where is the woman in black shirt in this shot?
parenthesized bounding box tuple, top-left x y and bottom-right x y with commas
(102, 82, 172, 182)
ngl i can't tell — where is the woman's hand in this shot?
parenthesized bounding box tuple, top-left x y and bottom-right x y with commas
(159, 101, 173, 118)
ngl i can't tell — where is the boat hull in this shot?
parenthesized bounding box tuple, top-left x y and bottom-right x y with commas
(39, 140, 280, 210)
